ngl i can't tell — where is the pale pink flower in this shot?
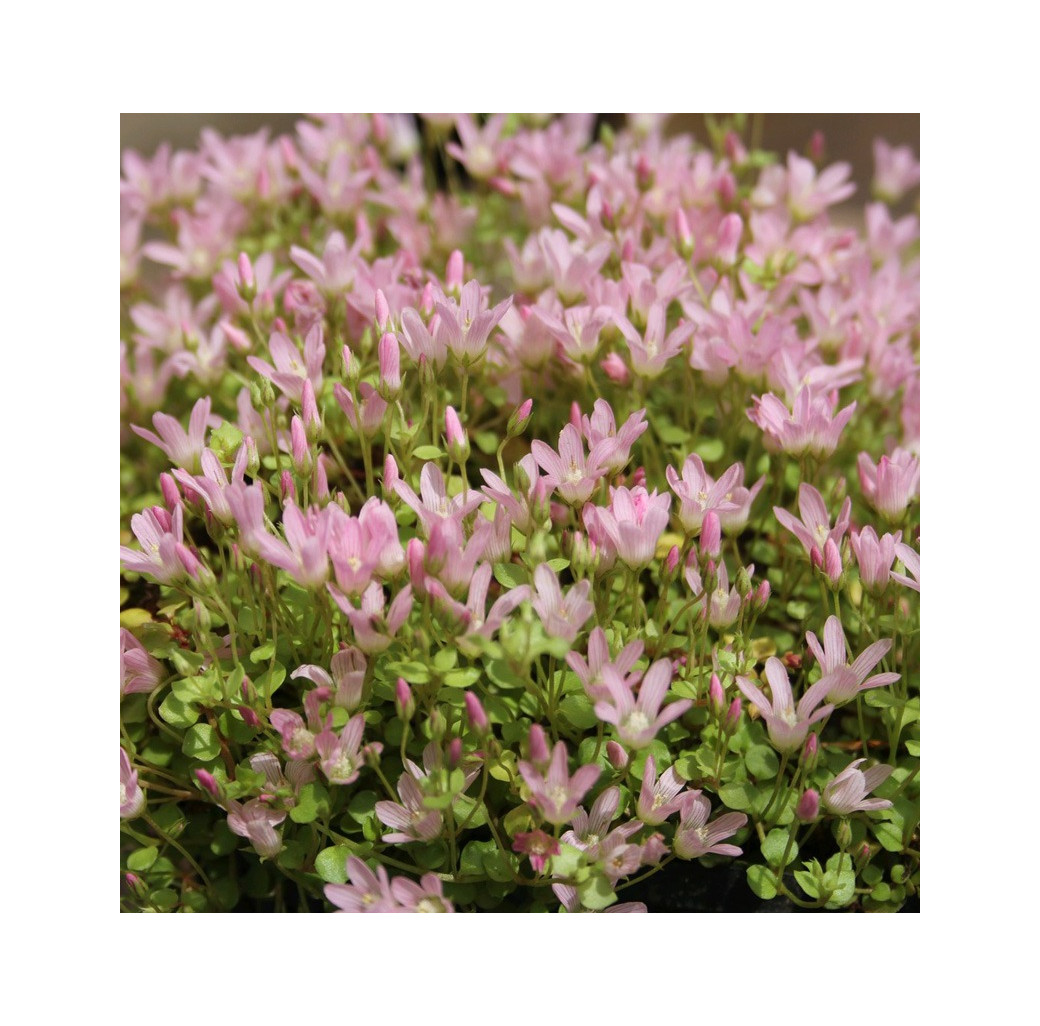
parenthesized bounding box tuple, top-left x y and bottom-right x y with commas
(315, 713, 374, 786)
(289, 229, 363, 293)
(673, 792, 747, 859)
(774, 483, 852, 560)
(552, 884, 647, 914)
(330, 581, 413, 654)
(705, 560, 749, 630)
(637, 756, 689, 825)
(615, 303, 695, 378)
(850, 526, 902, 594)
(394, 462, 484, 536)
(480, 454, 552, 534)
(120, 629, 163, 697)
(376, 773, 443, 844)
(737, 658, 834, 754)
(426, 561, 530, 639)
(253, 500, 330, 589)
(666, 454, 745, 536)
(560, 787, 630, 858)
(539, 228, 613, 302)
(518, 740, 600, 826)
(119, 505, 196, 584)
(334, 381, 388, 437)
(433, 279, 513, 364)
(399, 307, 448, 369)
(325, 856, 399, 913)
(594, 661, 692, 749)
(131, 396, 212, 471)
(120, 748, 145, 819)
(531, 304, 613, 364)
(872, 139, 920, 204)
(592, 485, 671, 570)
(857, 448, 920, 522)
(749, 386, 856, 458)
(172, 444, 248, 527)
(247, 325, 325, 404)
(446, 114, 508, 179)
(226, 799, 286, 859)
(579, 400, 648, 473)
(805, 615, 900, 705)
(822, 759, 893, 816)
(565, 627, 644, 700)
(513, 830, 560, 873)
(391, 873, 455, 913)
(531, 423, 611, 505)
(530, 564, 594, 642)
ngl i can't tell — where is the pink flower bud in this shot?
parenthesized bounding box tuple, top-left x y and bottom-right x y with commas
(674, 206, 694, 256)
(809, 130, 826, 163)
(237, 252, 255, 294)
(600, 352, 630, 384)
(631, 466, 646, 488)
(665, 545, 680, 575)
(724, 697, 742, 732)
(378, 332, 401, 398)
(195, 768, 221, 798)
(700, 511, 721, 560)
(374, 288, 390, 333)
(528, 724, 550, 769)
(447, 737, 462, 768)
(754, 580, 771, 611)
(290, 415, 310, 472)
(301, 379, 321, 435)
(464, 692, 489, 733)
(709, 673, 725, 715)
(314, 454, 330, 499)
(237, 705, 260, 728)
(407, 537, 427, 596)
(446, 250, 464, 293)
(717, 213, 743, 266)
(420, 281, 435, 316)
(243, 436, 260, 477)
(280, 470, 296, 503)
(606, 740, 629, 770)
(159, 472, 181, 511)
(823, 537, 843, 586)
(383, 454, 399, 497)
(175, 542, 202, 579)
(444, 405, 469, 462)
(796, 788, 820, 822)
(222, 321, 251, 352)
(395, 678, 415, 720)
(342, 343, 360, 384)
(507, 398, 534, 437)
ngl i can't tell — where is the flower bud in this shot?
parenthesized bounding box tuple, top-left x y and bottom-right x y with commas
(513, 461, 531, 494)
(301, 379, 321, 440)
(600, 352, 630, 384)
(606, 740, 629, 770)
(464, 692, 489, 734)
(395, 678, 415, 721)
(753, 580, 771, 612)
(374, 288, 390, 333)
(159, 472, 182, 512)
(314, 453, 330, 500)
(834, 818, 854, 851)
(447, 737, 462, 769)
(446, 250, 464, 294)
(823, 538, 843, 587)
(427, 706, 447, 741)
(407, 538, 427, 596)
(854, 841, 873, 873)
(444, 405, 469, 463)
(664, 544, 680, 576)
(674, 206, 694, 258)
(191, 597, 212, 635)
(528, 724, 550, 769)
(237, 252, 256, 299)
(383, 454, 400, 500)
(507, 398, 534, 438)
(290, 416, 312, 474)
(801, 732, 819, 773)
(124, 872, 149, 900)
(243, 436, 260, 477)
(708, 673, 725, 716)
(795, 788, 820, 823)
(736, 565, 753, 599)
(195, 768, 221, 799)
(717, 213, 743, 266)
(724, 697, 742, 732)
(280, 470, 296, 504)
(342, 343, 360, 385)
(378, 332, 402, 400)
(237, 705, 260, 728)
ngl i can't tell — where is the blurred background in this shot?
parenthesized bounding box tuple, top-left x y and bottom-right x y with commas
(121, 113, 919, 192)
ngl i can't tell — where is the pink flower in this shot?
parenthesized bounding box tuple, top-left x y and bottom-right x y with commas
(513, 830, 560, 873)
(518, 740, 600, 826)
(433, 279, 513, 365)
(666, 454, 742, 535)
(592, 485, 671, 570)
(120, 629, 163, 697)
(805, 615, 900, 705)
(749, 386, 856, 458)
(872, 139, 920, 203)
(226, 798, 286, 858)
(673, 792, 747, 859)
(394, 462, 484, 536)
(376, 772, 443, 844)
(736, 657, 834, 754)
(637, 756, 689, 825)
(850, 526, 902, 594)
(330, 581, 413, 654)
(390, 873, 455, 913)
(289, 229, 363, 293)
(120, 748, 145, 819)
(891, 542, 920, 593)
(565, 627, 644, 700)
(325, 856, 399, 913)
(615, 303, 695, 378)
(315, 713, 375, 786)
(594, 660, 692, 749)
(131, 396, 212, 471)
(530, 564, 594, 642)
(857, 448, 920, 522)
(580, 401, 648, 474)
(822, 759, 893, 816)
(531, 423, 611, 505)
(119, 505, 197, 584)
(774, 483, 852, 560)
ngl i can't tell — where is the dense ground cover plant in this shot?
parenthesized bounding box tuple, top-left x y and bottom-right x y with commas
(120, 113, 919, 913)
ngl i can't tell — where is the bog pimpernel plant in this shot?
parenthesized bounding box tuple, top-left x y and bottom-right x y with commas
(120, 113, 919, 913)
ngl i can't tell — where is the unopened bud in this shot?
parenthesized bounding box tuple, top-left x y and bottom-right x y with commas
(175, 543, 202, 580)
(447, 737, 462, 769)
(606, 740, 629, 770)
(374, 288, 390, 333)
(528, 724, 550, 769)
(314, 453, 330, 499)
(724, 697, 742, 732)
(823, 538, 843, 587)
(191, 597, 212, 634)
(301, 379, 321, 439)
(342, 343, 360, 385)
(395, 677, 415, 721)
(700, 512, 721, 560)
(854, 841, 873, 873)
(795, 788, 820, 823)
(835, 818, 854, 850)
(665, 545, 680, 576)
(159, 472, 181, 511)
(195, 768, 221, 799)
(444, 405, 469, 463)
(125, 872, 148, 899)
(237, 252, 256, 299)
(464, 691, 489, 734)
(808, 130, 826, 163)
(291, 416, 311, 474)
(801, 732, 819, 772)
(735, 565, 753, 599)
(631, 466, 646, 489)
(378, 332, 402, 399)
(428, 707, 447, 741)
(507, 398, 534, 438)
(407, 538, 427, 596)
(258, 376, 276, 409)
(754, 580, 771, 612)
(383, 454, 399, 499)
(708, 673, 725, 716)
(674, 207, 695, 258)
(600, 352, 630, 384)
(280, 470, 296, 504)
(717, 213, 743, 266)
(513, 462, 531, 495)
(446, 250, 464, 294)
(237, 705, 260, 728)
(244, 436, 260, 477)
(221, 321, 251, 352)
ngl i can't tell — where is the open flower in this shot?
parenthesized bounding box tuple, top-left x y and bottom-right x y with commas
(120, 748, 145, 819)
(822, 759, 893, 816)
(594, 661, 692, 749)
(774, 483, 852, 560)
(805, 615, 900, 705)
(518, 741, 600, 826)
(530, 564, 594, 642)
(131, 396, 212, 471)
(736, 657, 833, 754)
(673, 792, 747, 859)
(325, 856, 399, 913)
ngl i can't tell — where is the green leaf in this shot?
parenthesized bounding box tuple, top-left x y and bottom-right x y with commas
(413, 445, 445, 460)
(493, 562, 528, 589)
(181, 724, 221, 762)
(443, 667, 481, 688)
(151, 888, 179, 910)
(158, 693, 199, 728)
(761, 828, 796, 867)
(746, 864, 778, 900)
(385, 660, 431, 684)
(126, 846, 158, 872)
(460, 839, 497, 878)
(289, 783, 327, 824)
(433, 648, 459, 672)
(904, 739, 921, 757)
(823, 853, 857, 908)
(253, 662, 286, 700)
(547, 843, 583, 879)
(546, 558, 570, 573)
(719, 781, 755, 812)
(559, 694, 599, 729)
(578, 873, 617, 911)
(746, 743, 779, 779)
(695, 438, 724, 462)
(474, 431, 499, 455)
(872, 820, 905, 853)
(250, 642, 276, 663)
(485, 658, 526, 689)
(314, 846, 350, 884)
